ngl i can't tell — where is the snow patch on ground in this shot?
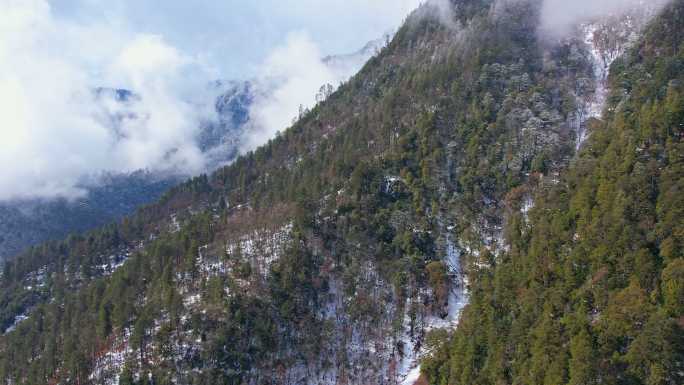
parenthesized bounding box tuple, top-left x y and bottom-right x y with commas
(575, 8, 655, 150)
(3, 313, 29, 334)
(522, 195, 534, 220)
(575, 23, 616, 150)
(170, 213, 181, 233)
(101, 250, 132, 276)
(401, 367, 422, 385)
(397, 235, 468, 385)
(89, 329, 131, 385)
(225, 222, 292, 276)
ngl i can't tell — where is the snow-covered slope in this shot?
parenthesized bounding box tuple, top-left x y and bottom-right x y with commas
(573, 5, 664, 150)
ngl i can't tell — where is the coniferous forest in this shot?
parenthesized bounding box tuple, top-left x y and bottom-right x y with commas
(0, 1, 682, 384)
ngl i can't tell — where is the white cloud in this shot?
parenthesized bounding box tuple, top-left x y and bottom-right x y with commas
(243, 28, 395, 152)
(244, 32, 341, 150)
(0, 0, 215, 201)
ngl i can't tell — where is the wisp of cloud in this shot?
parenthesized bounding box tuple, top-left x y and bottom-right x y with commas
(243, 32, 378, 152)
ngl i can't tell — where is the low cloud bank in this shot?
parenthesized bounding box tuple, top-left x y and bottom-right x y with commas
(0, 0, 217, 200)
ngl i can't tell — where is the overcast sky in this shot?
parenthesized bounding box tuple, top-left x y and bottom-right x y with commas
(51, 0, 423, 79)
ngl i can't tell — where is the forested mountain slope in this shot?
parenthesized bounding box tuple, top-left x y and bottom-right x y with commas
(424, 1, 684, 383)
(0, 1, 681, 384)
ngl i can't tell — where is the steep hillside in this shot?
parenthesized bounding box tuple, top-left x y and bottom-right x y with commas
(423, 1, 684, 384)
(0, 1, 680, 384)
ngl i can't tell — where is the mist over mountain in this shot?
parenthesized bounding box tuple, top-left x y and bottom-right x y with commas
(0, 37, 387, 261)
